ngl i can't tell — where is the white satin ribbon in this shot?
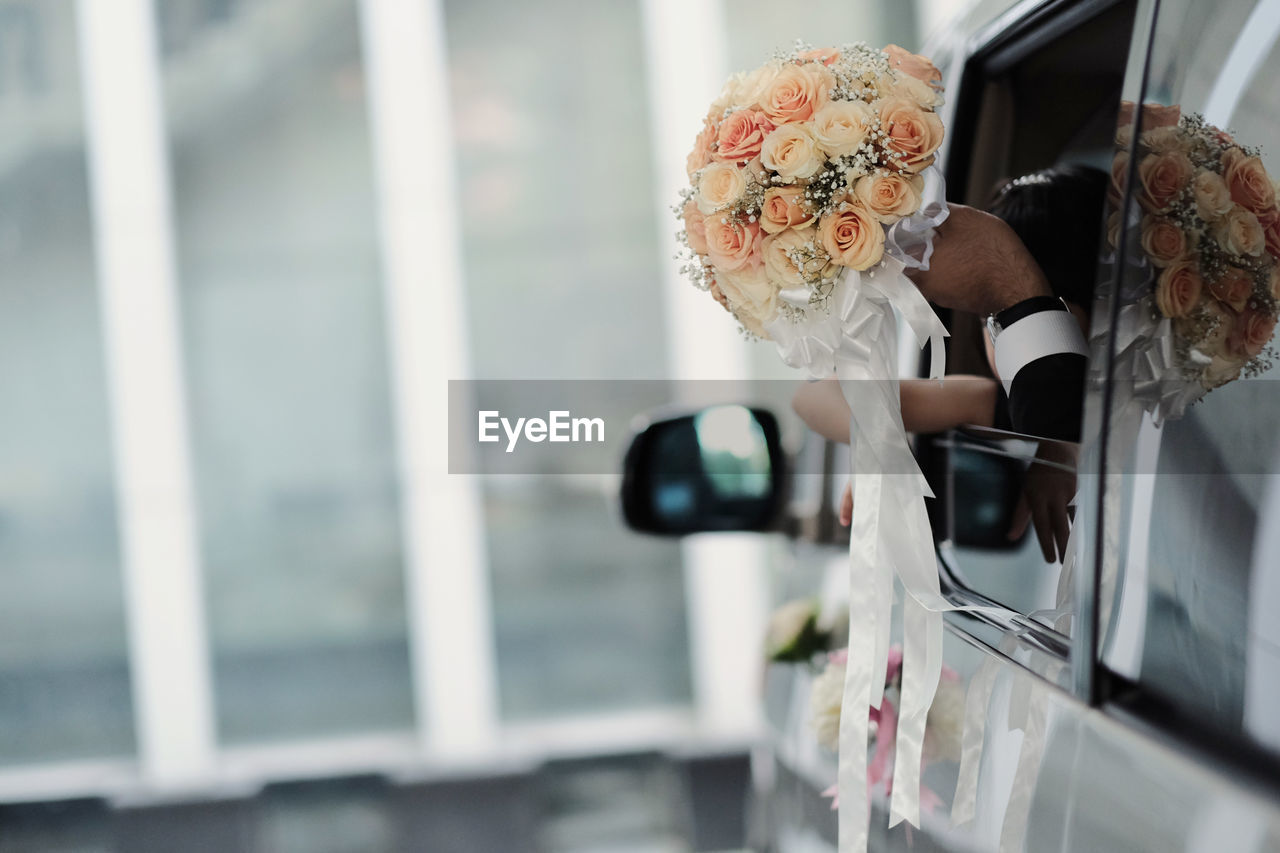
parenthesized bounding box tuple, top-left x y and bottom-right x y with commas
(764, 183, 955, 849)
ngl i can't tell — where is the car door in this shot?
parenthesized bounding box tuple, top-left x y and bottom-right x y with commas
(924, 0, 1280, 851)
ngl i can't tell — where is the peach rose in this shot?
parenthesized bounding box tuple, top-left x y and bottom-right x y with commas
(853, 173, 923, 223)
(1229, 305, 1278, 358)
(682, 200, 709, 255)
(1257, 207, 1280, 260)
(714, 109, 774, 164)
(1214, 205, 1266, 257)
(762, 227, 834, 286)
(686, 122, 716, 180)
(760, 124, 825, 179)
(705, 216, 763, 272)
(1140, 216, 1186, 267)
(1222, 148, 1276, 214)
(1210, 265, 1254, 312)
(820, 200, 885, 270)
(1154, 256, 1203, 318)
(879, 97, 945, 173)
(696, 162, 748, 213)
(759, 186, 815, 234)
(1193, 171, 1233, 222)
(1109, 150, 1130, 205)
(883, 44, 942, 90)
(718, 263, 778, 335)
(1117, 101, 1181, 130)
(1137, 150, 1193, 212)
(798, 47, 840, 66)
(758, 62, 832, 124)
(810, 100, 874, 157)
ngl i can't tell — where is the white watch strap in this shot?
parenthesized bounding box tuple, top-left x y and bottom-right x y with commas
(993, 309, 1088, 395)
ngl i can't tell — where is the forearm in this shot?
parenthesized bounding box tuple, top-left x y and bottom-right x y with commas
(907, 204, 1053, 316)
(900, 375, 997, 432)
(793, 375, 998, 443)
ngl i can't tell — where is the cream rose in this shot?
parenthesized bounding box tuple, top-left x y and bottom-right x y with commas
(1155, 257, 1203, 318)
(1139, 125, 1184, 154)
(883, 44, 942, 90)
(1222, 148, 1276, 214)
(760, 123, 825, 179)
(758, 62, 832, 124)
(853, 173, 923, 223)
(889, 72, 945, 109)
(879, 97, 945, 173)
(718, 263, 778, 335)
(762, 227, 835, 286)
(704, 216, 762, 271)
(1139, 216, 1186, 267)
(714, 109, 774, 164)
(682, 200, 709, 255)
(1210, 265, 1255, 312)
(1193, 171, 1233, 222)
(711, 64, 779, 115)
(696, 162, 748, 213)
(1202, 354, 1246, 388)
(820, 200, 885, 270)
(1229, 305, 1278, 358)
(708, 279, 729, 311)
(759, 186, 815, 234)
(810, 100, 874, 157)
(1214, 205, 1266, 257)
(1137, 150, 1194, 212)
(1183, 299, 1235, 360)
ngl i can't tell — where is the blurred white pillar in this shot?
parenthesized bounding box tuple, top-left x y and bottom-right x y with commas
(358, 0, 499, 755)
(640, 0, 770, 738)
(76, 0, 216, 785)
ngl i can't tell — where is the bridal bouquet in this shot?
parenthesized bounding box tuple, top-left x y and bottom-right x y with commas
(679, 45, 955, 852)
(1107, 103, 1280, 416)
(677, 43, 947, 339)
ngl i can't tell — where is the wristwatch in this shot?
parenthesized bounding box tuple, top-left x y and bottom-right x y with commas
(985, 295, 1070, 341)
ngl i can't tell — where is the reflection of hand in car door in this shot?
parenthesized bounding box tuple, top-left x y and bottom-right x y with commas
(1007, 440, 1078, 563)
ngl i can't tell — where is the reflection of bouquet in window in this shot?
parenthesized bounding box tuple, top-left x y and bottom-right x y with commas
(1108, 103, 1280, 415)
(809, 646, 964, 808)
(676, 43, 946, 338)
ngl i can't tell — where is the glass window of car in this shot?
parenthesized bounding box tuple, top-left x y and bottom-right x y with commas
(1096, 0, 1280, 758)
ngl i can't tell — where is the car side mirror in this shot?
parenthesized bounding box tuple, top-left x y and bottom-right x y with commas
(621, 405, 786, 536)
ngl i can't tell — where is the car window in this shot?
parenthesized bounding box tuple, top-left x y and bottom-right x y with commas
(1096, 0, 1280, 754)
(924, 0, 1137, 627)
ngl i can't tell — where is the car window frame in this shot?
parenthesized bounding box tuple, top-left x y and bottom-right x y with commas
(921, 0, 1144, 692)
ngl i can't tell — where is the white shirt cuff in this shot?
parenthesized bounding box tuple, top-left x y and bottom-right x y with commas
(993, 309, 1088, 396)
